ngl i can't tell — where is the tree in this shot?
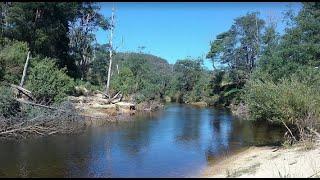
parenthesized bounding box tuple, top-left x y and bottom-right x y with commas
(255, 2, 320, 83)
(69, 2, 109, 80)
(0, 40, 29, 84)
(3, 3, 79, 72)
(110, 52, 172, 102)
(207, 12, 265, 84)
(173, 59, 203, 92)
(243, 3, 320, 141)
(168, 58, 210, 103)
(280, 2, 320, 67)
(105, 6, 115, 95)
(86, 43, 109, 86)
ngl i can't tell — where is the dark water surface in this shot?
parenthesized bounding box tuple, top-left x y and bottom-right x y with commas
(0, 103, 284, 177)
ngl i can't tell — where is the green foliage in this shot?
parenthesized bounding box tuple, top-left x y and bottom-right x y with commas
(111, 66, 135, 95)
(206, 12, 266, 107)
(172, 59, 203, 92)
(244, 69, 320, 131)
(1, 2, 109, 79)
(26, 58, 75, 104)
(86, 44, 109, 86)
(69, 3, 109, 80)
(4, 2, 80, 70)
(236, 3, 320, 140)
(210, 70, 225, 94)
(73, 79, 103, 96)
(279, 2, 320, 67)
(168, 58, 211, 103)
(208, 69, 244, 107)
(207, 12, 265, 83)
(0, 85, 20, 117)
(0, 40, 29, 84)
(110, 52, 171, 103)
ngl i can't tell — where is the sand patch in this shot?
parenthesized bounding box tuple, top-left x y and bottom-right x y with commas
(201, 142, 320, 178)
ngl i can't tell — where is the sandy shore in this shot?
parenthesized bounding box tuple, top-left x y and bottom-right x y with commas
(201, 141, 320, 178)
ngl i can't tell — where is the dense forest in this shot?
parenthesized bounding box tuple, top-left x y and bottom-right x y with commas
(0, 2, 319, 143)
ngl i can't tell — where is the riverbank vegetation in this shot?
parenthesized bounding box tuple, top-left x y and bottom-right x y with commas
(207, 2, 320, 143)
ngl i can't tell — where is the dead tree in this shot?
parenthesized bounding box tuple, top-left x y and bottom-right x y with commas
(105, 6, 115, 95)
(19, 51, 31, 87)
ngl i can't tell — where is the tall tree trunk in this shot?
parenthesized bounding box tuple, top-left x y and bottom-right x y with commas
(254, 14, 259, 69)
(105, 7, 115, 95)
(20, 51, 31, 87)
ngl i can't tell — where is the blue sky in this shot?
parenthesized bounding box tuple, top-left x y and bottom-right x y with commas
(95, 2, 302, 70)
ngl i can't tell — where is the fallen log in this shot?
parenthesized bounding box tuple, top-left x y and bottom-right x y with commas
(111, 93, 122, 104)
(97, 90, 121, 100)
(306, 127, 320, 139)
(111, 91, 121, 99)
(111, 97, 121, 104)
(15, 98, 66, 112)
(10, 84, 34, 101)
(96, 90, 110, 99)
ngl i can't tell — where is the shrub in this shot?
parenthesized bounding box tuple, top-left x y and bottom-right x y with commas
(0, 40, 29, 84)
(244, 70, 320, 140)
(0, 58, 4, 80)
(0, 86, 20, 118)
(26, 58, 75, 104)
(111, 66, 136, 95)
(73, 79, 103, 96)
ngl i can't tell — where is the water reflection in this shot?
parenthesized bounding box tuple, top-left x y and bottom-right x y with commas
(0, 104, 284, 177)
(174, 106, 202, 144)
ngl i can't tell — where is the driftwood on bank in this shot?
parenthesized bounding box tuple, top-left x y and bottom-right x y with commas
(15, 98, 66, 112)
(95, 90, 123, 104)
(96, 90, 110, 99)
(306, 127, 320, 139)
(1, 79, 85, 139)
(109, 91, 122, 103)
(0, 101, 85, 139)
(10, 84, 34, 101)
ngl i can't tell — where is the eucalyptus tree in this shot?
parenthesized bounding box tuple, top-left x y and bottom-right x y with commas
(68, 2, 109, 80)
(207, 12, 265, 84)
(105, 6, 115, 95)
(280, 2, 320, 67)
(2, 2, 79, 71)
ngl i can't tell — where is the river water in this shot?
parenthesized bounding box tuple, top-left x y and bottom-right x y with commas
(0, 103, 284, 177)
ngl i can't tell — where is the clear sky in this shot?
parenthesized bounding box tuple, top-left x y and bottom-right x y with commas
(95, 2, 302, 70)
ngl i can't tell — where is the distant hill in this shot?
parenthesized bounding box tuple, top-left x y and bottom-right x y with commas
(113, 52, 173, 74)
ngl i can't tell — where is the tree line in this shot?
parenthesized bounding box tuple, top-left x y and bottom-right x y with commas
(207, 2, 320, 143)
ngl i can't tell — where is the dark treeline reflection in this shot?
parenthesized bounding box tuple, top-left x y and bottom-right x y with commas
(0, 104, 284, 178)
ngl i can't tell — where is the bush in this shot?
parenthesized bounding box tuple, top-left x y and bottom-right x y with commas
(0, 58, 4, 80)
(111, 66, 136, 95)
(0, 86, 20, 118)
(26, 58, 75, 104)
(0, 40, 29, 84)
(244, 70, 320, 139)
(73, 79, 103, 96)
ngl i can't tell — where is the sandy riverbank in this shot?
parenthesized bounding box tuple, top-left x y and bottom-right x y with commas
(201, 141, 320, 178)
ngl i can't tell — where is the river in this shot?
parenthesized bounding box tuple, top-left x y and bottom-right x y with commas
(0, 103, 284, 177)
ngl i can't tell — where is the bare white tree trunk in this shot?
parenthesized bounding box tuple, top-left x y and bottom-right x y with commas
(20, 51, 31, 87)
(253, 14, 259, 70)
(105, 7, 115, 95)
(116, 64, 119, 75)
